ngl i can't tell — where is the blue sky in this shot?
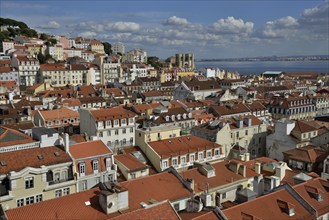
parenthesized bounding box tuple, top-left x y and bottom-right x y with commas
(1, 0, 328, 59)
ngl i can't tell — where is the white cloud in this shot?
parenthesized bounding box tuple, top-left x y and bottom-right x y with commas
(38, 21, 61, 29)
(211, 16, 254, 35)
(300, 1, 329, 25)
(163, 16, 189, 26)
(107, 22, 140, 32)
(79, 31, 97, 39)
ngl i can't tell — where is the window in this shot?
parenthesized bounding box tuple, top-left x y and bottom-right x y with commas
(106, 157, 112, 168)
(190, 154, 195, 162)
(107, 141, 111, 146)
(181, 156, 186, 164)
(106, 121, 111, 127)
(214, 149, 219, 156)
(55, 189, 62, 197)
(130, 127, 134, 133)
(107, 130, 111, 136)
(17, 199, 24, 207)
(174, 203, 180, 211)
(129, 118, 134, 124)
(121, 119, 126, 125)
(258, 137, 261, 144)
(130, 137, 133, 143)
(131, 173, 136, 179)
(25, 177, 34, 189)
(26, 196, 34, 205)
(115, 140, 119, 145)
(123, 138, 126, 145)
(99, 131, 103, 137)
(81, 181, 87, 191)
(63, 188, 70, 196)
(36, 194, 43, 203)
(236, 132, 239, 139)
(108, 174, 114, 182)
(62, 170, 67, 180)
(207, 151, 212, 158)
(122, 128, 126, 134)
(55, 173, 60, 182)
(114, 119, 119, 126)
(198, 152, 203, 160)
(162, 160, 168, 169)
(93, 160, 99, 172)
(115, 129, 119, 135)
(245, 130, 248, 135)
(222, 192, 227, 199)
(172, 158, 178, 166)
(79, 163, 85, 176)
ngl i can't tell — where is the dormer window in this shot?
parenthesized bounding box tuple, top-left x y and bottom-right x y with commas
(177, 114, 181, 120)
(114, 119, 119, 126)
(79, 163, 85, 177)
(121, 118, 126, 125)
(106, 120, 111, 127)
(165, 116, 170, 121)
(93, 160, 99, 173)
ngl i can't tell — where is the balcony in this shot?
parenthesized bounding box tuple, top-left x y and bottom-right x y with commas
(45, 176, 75, 191)
(48, 176, 74, 185)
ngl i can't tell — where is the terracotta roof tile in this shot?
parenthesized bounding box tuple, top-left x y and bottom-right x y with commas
(0, 146, 72, 174)
(0, 126, 36, 148)
(69, 140, 112, 159)
(38, 107, 79, 121)
(91, 107, 136, 121)
(222, 187, 313, 219)
(148, 135, 221, 158)
(114, 154, 148, 172)
(112, 201, 180, 220)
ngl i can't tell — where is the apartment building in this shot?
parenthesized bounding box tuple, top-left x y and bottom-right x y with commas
(144, 135, 225, 172)
(268, 96, 316, 120)
(0, 146, 75, 210)
(11, 55, 40, 86)
(191, 115, 267, 158)
(46, 45, 64, 61)
(39, 64, 87, 87)
(68, 139, 117, 192)
(79, 107, 136, 150)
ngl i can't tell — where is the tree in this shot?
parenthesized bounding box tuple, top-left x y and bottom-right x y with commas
(102, 42, 112, 55)
(147, 56, 164, 70)
(39, 33, 48, 41)
(48, 38, 57, 45)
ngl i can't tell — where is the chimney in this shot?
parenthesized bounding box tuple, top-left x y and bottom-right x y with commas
(237, 120, 243, 128)
(245, 153, 250, 161)
(238, 165, 247, 177)
(186, 178, 195, 192)
(254, 162, 261, 174)
(239, 154, 245, 161)
(98, 183, 129, 214)
(275, 163, 286, 181)
(63, 133, 70, 153)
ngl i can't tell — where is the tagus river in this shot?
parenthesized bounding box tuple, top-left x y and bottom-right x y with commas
(195, 60, 329, 75)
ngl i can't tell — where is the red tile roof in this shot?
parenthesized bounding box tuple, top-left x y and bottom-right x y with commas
(69, 140, 112, 159)
(282, 146, 329, 163)
(0, 146, 72, 174)
(148, 135, 221, 158)
(114, 154, 148, 172)
(222, 187, 313, 220)
(0, 126, 36, 148)
(112, 201, 180, 220)
(5, 171, 191, 220)
(90, 107, 136, 121)
(120, 172, 192, 210)
(293, 120, 318, 133)
(180, 161, 246, 193)
(38, 107, 79, 121)
(293, 178, 329, 216)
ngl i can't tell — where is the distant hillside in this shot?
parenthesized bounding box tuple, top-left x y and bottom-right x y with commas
(0, 17, 37, 42)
